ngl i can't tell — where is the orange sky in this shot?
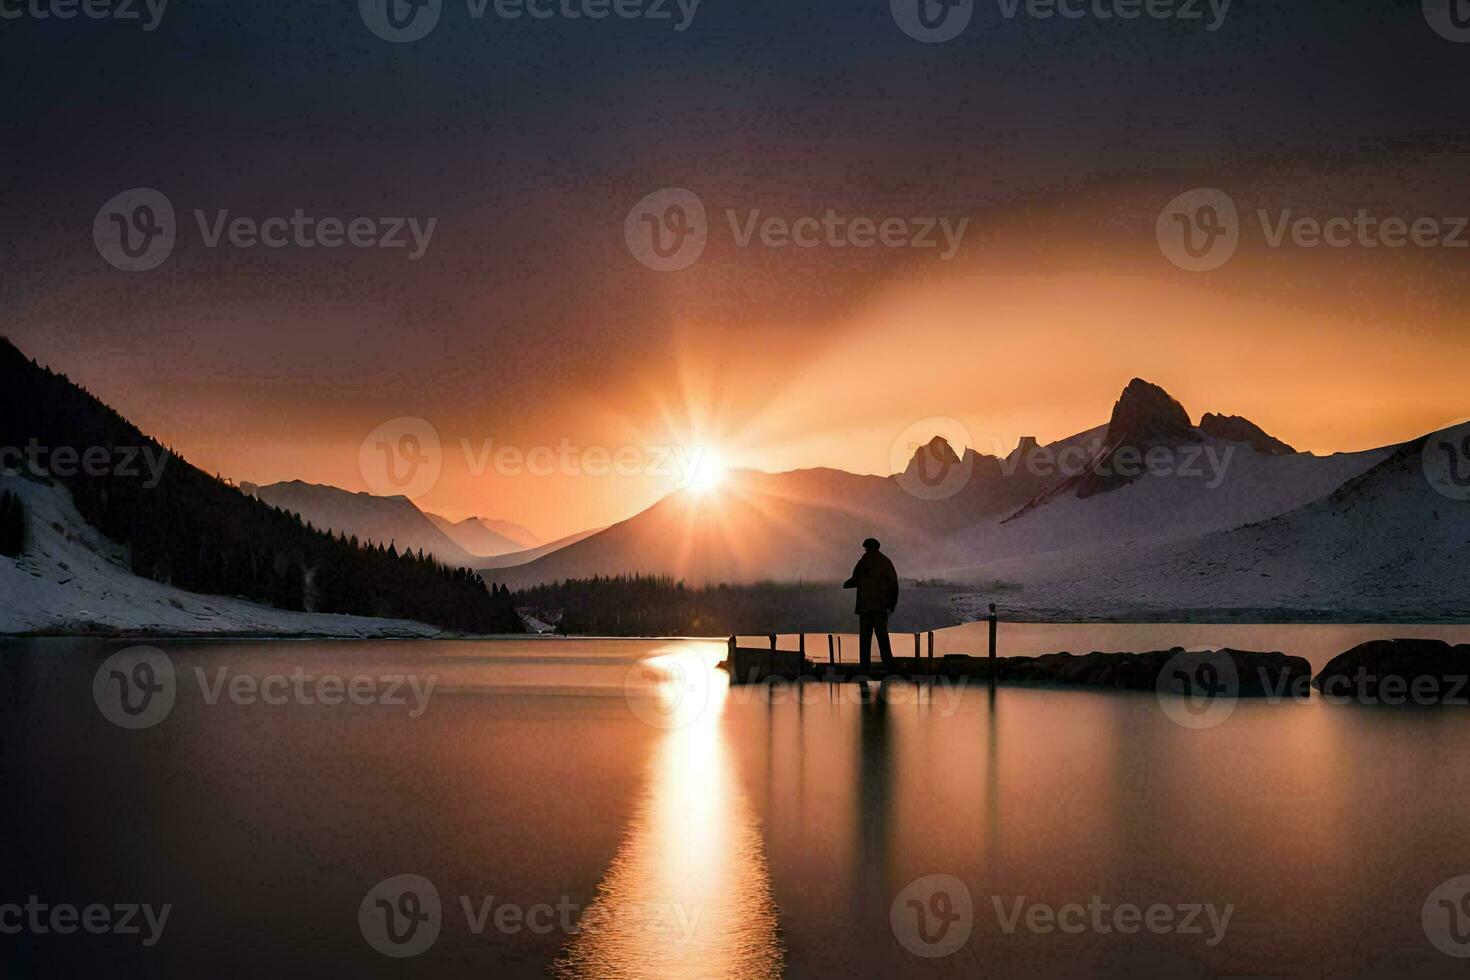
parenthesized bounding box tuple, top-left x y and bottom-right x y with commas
(147, 267, 1468, 541)
(16, 173, 1470, 541)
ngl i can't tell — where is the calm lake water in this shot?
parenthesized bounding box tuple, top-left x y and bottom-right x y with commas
(5, 624, 1470, 977)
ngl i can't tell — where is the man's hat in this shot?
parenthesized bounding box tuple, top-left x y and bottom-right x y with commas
(862, 537, 880, 550)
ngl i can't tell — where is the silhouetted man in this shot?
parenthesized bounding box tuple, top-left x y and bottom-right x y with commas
(843, 537, 898, 668)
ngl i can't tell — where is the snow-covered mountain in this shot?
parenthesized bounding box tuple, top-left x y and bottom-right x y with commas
(948, 379, 1388, 565)
(950, 432, 1470, 620)
(495, 378, 1419, 609)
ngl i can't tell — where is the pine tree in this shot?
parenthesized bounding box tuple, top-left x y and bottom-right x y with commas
(0, 490, 25, 557)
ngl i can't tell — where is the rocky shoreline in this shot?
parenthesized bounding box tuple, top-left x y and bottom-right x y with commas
(725, 638, 1470, 705)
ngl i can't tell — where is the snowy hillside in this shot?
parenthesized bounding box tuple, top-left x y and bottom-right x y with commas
(946, 435, 1387, 566)
(0, 474, 439, 637)
(950, 437, 1470, 621)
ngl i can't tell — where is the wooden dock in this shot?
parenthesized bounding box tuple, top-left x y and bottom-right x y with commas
(719, 605, 999, 684)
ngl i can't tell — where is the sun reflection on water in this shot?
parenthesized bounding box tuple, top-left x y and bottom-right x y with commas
(557, 649, 784, 979)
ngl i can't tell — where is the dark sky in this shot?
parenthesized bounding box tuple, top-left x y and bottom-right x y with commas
(2, 0, 1467, 533)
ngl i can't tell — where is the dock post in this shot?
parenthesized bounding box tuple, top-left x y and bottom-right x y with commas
(913, 632, 920, 664)
(768, 633, 777, 681)
(799, 633, 806, 677)
(988, 603, 998, 688)
(728, 635, 737, 682)
(928, 630, 935, 659)
(827, 634, 834, 666)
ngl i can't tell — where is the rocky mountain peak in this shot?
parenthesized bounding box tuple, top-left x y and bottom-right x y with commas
(905, 435, 961, 476)
(1010, 435, 1040, 459)
(1107, 379, 1199, 446)
(1199, 413, 1297, 456)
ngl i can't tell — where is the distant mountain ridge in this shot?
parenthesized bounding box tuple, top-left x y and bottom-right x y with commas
(476, 526, 606, 569)
(246, 483, 543, 564)
(425, 513, 536, 557)
(249, 481, 483, 567)
(478, 518, 540, 550)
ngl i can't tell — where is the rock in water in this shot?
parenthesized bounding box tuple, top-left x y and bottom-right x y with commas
(993, 647, 1310, 697)
(1313, 638, 1470, 705)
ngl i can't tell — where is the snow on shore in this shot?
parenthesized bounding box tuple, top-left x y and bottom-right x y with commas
(0, 474, 440, 638)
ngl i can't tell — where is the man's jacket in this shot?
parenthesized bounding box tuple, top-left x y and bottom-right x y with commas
(843, 551, 899, 615)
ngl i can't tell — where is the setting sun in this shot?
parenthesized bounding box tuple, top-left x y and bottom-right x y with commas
(685, 448, 727, 493)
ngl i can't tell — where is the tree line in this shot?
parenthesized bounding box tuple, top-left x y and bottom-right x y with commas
(0, 339, 521, 633)
(0, 490, 23, 557)
(514, 573, 845, 636)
